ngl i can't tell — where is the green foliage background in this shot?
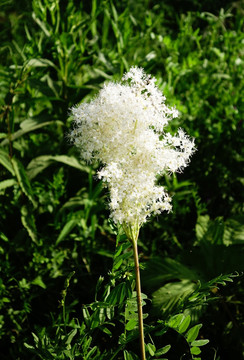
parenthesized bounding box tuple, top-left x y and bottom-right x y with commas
(0, 0, 244, 359)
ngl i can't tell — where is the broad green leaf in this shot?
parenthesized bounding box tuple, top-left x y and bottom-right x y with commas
(152, 281, 197, 317)
(168, 314, 185, 329)
(0, 178, 16, 190)
(190, 346, 201, 355)
(12, 158, 36, 205)
(155, 344, 171, 356)
(178, 314, 191, 333)
(186, 324, 202, 343)
(1, 119, 63, 145)
(191, 339, 209, 347)
(143, 257, 200, 291)
(125, 318, 138, 331)
(27, 155, 91, 179)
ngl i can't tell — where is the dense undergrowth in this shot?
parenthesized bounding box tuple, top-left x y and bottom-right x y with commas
(0, 0, 244, 359)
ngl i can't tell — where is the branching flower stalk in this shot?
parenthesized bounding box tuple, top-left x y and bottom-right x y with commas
(70, 67, 195, 359)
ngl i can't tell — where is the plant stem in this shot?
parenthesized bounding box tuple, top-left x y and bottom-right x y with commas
(132, 238, 146, 360)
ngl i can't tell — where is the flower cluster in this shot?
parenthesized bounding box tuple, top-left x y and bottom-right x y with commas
(70, 67, 195, 227)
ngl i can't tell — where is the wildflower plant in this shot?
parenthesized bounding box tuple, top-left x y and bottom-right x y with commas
(70, 67, 195, 359)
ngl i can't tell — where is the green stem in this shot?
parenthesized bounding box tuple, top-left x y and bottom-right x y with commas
(131, 238, 146, 360)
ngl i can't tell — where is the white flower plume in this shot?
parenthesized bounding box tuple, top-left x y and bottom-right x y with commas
(70, 66, 195, 227)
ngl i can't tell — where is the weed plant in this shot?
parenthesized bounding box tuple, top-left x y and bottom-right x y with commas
(0, 0, 244, 359)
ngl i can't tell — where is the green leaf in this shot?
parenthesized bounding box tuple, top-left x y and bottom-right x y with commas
(0, 149, 14, 175)
(190, 346, 201, 355)
(125, 318, 138, 331)
(223, 216, 244, 244)
(123, 350, 139, 360)
(0, 178, 16, 190)
(152, 281, 197, 317)
(12, 158, 36, 205)
(191, 339, 209, 347)
(21, 205, 38, 244)
(186, 324, 202, 343)
(32, 276, 46, 289)
(1, 119, 63, 145)
(102, 327, 112, 336)
(168, 314, 185, 329)
(86, 346, 98, 358)
(0, 232, 8, 242)
(27, 155, 90, 179)
(24, 343, 35, 349)
(107, 282, 130, 305)
(155, 344, 171, 356)
(147, 343, 156, 356)
(25, 58, 57, 69)
(56, 219, 78, 244)
(178, 315, 191, 333)
(143, 257, 200, 292)
(113, 250, 133, 270)
(65, 329, 77, 345)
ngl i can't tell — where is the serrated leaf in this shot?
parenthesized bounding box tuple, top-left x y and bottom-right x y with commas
(0, 149, 14, 175)
(186, 324, 202, 343)
(21, 205, 38, 244)
(12, 158, 36, 205)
